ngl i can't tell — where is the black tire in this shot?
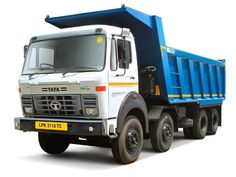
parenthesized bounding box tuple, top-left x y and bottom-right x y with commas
(192, 109, 208, 139)
(38, 133, 70, 154)
(111, 115, 143, 164)
(207, 108, 219, 135)
(151, 112, 174, 152)
(183, 127, 194, 138)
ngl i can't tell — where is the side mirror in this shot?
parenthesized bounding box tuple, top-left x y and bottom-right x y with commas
(110, 39, 117, 71)
(117, 39, 131, 69)
(24, 45, 29, 59)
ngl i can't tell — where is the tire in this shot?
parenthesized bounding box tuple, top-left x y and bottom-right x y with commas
(38, 132, 70, 154)
(183, 127, 194, 139)
(111, 115, 143, 164)
(207, 108, 219, 135)
(192, 109, 208, 139)
(151, 112, 174, 152)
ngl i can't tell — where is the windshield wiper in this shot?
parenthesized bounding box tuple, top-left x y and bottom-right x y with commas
(62, 66, 98, 76)
(38, 67, 55, 71)
(28, 67, 55, 79)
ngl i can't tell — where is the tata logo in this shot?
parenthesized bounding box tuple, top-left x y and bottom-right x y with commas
(42, 87, 67, 92)
(48, 87, 60, 92)
(42, 87, 60, 92)
(50, 101, 62, 111)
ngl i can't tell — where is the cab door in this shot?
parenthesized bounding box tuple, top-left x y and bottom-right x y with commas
(108, 36, 139, 118)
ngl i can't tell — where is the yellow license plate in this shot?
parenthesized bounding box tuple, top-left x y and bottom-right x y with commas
(35, 121, 68, 131)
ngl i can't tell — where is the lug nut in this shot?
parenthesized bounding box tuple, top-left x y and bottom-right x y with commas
(88, 127, 94, 132)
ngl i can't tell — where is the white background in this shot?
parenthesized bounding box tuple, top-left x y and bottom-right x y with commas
(1, 0, 235, 176)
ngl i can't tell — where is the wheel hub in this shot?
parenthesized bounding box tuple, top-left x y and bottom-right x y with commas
(162, 123, 172, 144)
(126, 128, 140, 154)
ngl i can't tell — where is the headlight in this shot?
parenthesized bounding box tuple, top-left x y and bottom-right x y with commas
(24, 107, 33, 114)
(85, 108, 98, 116)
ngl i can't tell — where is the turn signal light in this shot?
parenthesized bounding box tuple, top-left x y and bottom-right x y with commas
(18, 88, 22, 93)
(96, 86, 106, 91)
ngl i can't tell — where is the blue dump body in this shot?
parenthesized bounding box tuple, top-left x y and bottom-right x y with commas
(46, 7, 225, 106)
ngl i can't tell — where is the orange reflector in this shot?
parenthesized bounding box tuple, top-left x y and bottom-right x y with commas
(155, 85, 160, 96)
(96, 86, 106, 91)
(18, 88, 22, 93)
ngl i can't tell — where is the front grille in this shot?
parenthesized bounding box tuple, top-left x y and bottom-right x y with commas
(33, 95, 83, 116)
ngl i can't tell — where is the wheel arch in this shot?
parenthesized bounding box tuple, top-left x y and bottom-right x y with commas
(116, 92, 148, 134)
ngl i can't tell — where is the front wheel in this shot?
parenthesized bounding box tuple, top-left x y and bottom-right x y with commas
(151, 112, 174, 152)
(38, 133, 70, 154)
(111, 115, 143, 164)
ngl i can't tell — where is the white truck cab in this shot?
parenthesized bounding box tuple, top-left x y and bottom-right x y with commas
(16, 25, 147, 164)
(18, 25, 139, 135)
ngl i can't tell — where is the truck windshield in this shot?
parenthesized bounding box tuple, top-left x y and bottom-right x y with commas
(22, 35, 106, 75)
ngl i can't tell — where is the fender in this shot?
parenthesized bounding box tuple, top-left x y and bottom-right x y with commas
(116, 92, 149, 133)
(148, 106, 163, 120)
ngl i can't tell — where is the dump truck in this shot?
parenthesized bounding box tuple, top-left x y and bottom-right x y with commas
(14, 6, 226, 164)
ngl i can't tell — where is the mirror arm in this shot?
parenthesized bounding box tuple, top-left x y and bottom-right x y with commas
(116, 68, 126, 77)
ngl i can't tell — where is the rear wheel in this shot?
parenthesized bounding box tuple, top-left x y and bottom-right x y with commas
(111, 115, 143, 164)
(183, 110, 208, 139)
(192, 110, 208, 139)
(151, 112, 174, 152)
(38, 133, 70, 154)
(207, 108, 219, 135)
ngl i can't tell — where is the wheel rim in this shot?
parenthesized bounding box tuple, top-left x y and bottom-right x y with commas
(126, 127, 141, 156)
(162, 123, 173, 144)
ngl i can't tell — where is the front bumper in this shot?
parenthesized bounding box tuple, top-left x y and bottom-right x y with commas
(14, 117, 107, 136)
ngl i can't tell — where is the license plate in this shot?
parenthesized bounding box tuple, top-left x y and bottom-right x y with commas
(35, 121, 68, 131)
